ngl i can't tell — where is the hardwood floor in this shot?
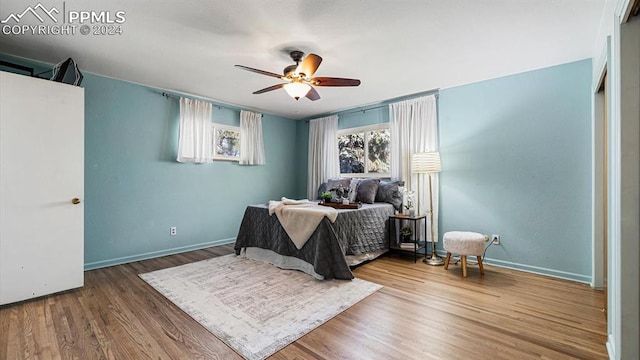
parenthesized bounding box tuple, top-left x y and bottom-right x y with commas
(0, 245, 608, 359)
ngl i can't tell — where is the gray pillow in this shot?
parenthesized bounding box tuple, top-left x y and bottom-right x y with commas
(326, 178, 351, 200)
(356, 178, 380, 204)
(376, 180, 404, 210)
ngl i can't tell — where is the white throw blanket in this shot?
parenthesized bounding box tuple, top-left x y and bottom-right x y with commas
(268, 197, 338, 249)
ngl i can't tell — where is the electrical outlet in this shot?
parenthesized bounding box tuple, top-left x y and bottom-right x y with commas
(491, 234, 500, 245)
(170, 226, 177, 236)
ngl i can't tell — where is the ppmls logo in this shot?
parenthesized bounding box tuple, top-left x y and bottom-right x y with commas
(1, 3, 59, 23)
(1, 2, 126, 36)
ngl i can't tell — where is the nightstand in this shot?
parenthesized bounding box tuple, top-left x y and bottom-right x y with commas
(388, 214, 428, 263)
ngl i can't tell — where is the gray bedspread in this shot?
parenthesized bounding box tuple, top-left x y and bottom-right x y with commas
(234, 202, 395, 280)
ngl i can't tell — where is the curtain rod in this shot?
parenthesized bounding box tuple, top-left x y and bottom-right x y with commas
(340, 91, 439, 116)
(162, 92, 262, 116)
(304, 90, 439, 122)
(162, 92, 179, 99)
(162, 92, 265, 116)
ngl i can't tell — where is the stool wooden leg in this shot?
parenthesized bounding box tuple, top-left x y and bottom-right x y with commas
(444, 252, 451, 269)
(477, 256, 484, 275)
(461, 255, 467, 277)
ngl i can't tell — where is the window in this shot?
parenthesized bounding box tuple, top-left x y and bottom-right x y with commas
(212, 123, 240, 161)
(338, 124, 390, 177)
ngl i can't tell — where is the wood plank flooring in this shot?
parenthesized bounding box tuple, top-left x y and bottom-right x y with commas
(0, 245, 608, 359)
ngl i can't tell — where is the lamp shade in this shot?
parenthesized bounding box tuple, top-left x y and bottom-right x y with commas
(411, 152, 441, 173)
(283, 82, 311, 100)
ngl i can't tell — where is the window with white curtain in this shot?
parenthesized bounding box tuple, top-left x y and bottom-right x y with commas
(177, 97, 213, 164)
(212, 123, 240, 161)
(338, 123, 391, 177)
(239, 110, 266, 165)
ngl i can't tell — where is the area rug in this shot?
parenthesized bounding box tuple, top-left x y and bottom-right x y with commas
(139, 254, 382, 360)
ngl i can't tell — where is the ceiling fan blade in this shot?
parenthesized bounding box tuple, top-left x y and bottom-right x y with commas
(235, 65, 283, 79)
(296, 54, 323, 77)
(305, 87, 320, 101)
(253, 83, 285, 94)
(311, 77, 361, 87)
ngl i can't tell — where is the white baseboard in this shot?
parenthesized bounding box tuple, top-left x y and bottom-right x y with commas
(84, 238, 236, 271)
(606, 334, 615, 360)
(436, 251, 592, 284)
(87, 243, 592, 284)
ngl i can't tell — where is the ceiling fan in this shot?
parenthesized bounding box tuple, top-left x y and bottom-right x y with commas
(235, 50, 361, 101)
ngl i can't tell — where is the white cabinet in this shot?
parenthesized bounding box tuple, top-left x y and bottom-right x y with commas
(0, 71, 84, 305)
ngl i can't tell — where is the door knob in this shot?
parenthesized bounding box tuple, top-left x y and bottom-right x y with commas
(71, 198, 81, 204)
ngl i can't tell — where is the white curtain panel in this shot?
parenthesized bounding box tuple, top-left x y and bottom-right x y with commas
(307, 115, 340, 200)
(239, 110, 266, 165)
(389, 95, 439, 242)
(177, 97, 213, 163)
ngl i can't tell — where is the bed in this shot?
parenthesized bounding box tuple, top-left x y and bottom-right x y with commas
(234, 202, 396, 280)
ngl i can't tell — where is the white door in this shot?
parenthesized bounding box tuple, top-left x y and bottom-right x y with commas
(0, 71, 84, 305)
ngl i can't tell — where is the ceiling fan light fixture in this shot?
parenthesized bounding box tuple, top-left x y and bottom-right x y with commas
(236, 51, 359, 101)
(284, 82, 311, 100)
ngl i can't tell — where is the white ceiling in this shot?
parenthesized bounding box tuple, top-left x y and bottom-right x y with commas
(0, 0, 605, 119)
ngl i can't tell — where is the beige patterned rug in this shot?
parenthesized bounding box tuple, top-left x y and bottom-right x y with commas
(139, 254, 382, 360)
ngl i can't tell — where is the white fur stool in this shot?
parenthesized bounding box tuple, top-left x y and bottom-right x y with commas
(443, 231, 489, 277)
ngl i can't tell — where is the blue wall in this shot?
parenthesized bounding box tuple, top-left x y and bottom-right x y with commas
(2, 53, 593, 281)
(439, 59, 593, 281)
(1, 54, 298, 269)
(295, 60, 593, 282)
(82, 75, 298, 269)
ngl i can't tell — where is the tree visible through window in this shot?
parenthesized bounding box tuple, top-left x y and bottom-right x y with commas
(338, 125, 390, 176)
(338, 132, 364, 173)
(368, 129, 390, 173)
